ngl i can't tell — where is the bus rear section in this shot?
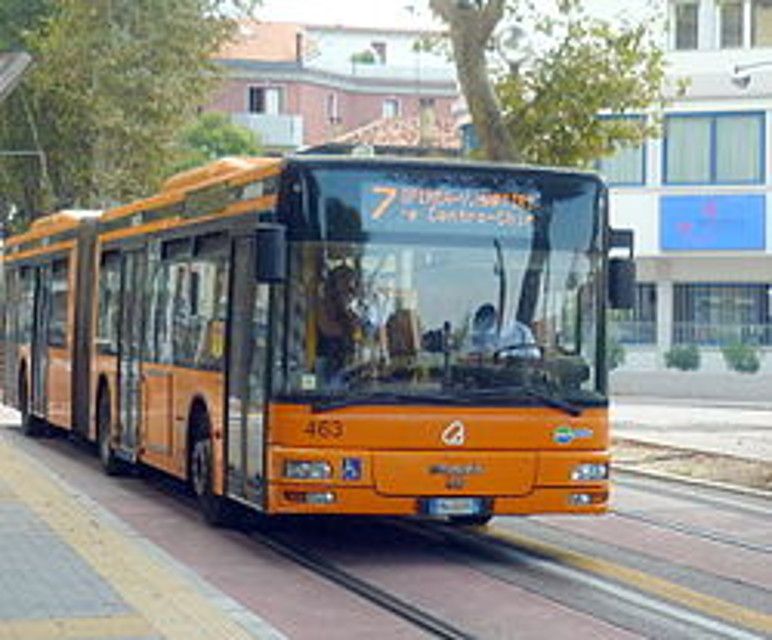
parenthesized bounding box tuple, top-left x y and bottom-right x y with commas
(1, 211, 99, 436)
(222, 157, 629, 520)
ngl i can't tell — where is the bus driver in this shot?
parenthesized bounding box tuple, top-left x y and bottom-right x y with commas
(315, 264, 365, 383)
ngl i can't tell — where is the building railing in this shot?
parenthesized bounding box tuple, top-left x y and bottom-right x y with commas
(673, 322, 772, 346)
(307, 62, 457, 83)
(231, 113, 304, 148)
(612, 320, 657, 345)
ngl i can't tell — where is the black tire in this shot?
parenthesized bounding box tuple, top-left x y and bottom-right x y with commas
(97, 389, 123, 476)
(19, 373, 41, 438)
(448, 514, 493, 527)
(190, 415, 230, 526)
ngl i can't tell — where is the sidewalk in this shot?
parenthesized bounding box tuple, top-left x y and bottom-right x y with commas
(611, 397, 772, 464)
(0, 414, 283, 640)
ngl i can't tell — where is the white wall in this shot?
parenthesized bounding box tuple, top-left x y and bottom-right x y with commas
(305, 27, 454, 81)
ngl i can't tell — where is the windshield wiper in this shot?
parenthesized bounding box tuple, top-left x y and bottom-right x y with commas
(459, 385, 583, 417)
(310, 391, 473, 414)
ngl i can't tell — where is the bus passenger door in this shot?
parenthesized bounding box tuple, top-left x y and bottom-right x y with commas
(226, 236, 270, 505)
(30, 265, 51, 418)
(117, 249, 146, 456)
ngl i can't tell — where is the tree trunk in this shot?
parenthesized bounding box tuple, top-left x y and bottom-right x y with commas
(431, 0, 545, 327)
(429, 0, 518, 162)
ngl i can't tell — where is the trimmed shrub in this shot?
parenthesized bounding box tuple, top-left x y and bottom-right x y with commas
(664, 344, 700, 371)
(721, 341, 761, 374)
(607, 336, 625, 371)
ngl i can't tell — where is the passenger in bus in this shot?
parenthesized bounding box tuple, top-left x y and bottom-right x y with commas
(315, 264, 365, 384)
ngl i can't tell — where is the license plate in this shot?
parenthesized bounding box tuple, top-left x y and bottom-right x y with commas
(424, 497, 483, 516)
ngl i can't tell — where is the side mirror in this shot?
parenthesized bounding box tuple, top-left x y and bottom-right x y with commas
(609, 258, 636, 309)
(255, 225, 287, 283)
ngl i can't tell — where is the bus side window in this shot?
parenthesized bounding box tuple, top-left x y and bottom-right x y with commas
(155, 238, 192, 366)
(190, 233, 229, 371)
(47, 259, 69, 348)
(5, 268, 18, 343)
(19, 267, 35, 345)
(97, 253, 121, 355)
(146, 258, 173, 364)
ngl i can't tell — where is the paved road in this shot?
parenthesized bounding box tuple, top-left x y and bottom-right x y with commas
(2, 412, 770, 639)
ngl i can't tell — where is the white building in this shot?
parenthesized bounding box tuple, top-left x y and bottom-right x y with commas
(603, 0, 772, 375)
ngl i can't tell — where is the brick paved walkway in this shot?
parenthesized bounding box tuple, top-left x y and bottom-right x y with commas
(0, 424, 284, 640)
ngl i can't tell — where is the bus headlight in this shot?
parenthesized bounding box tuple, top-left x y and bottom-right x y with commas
(284, 460, 333, 480)
(571, 463, 608, 481)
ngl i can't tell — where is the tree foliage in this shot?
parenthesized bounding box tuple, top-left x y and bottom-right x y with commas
(171, 112, 262, 174)
(0, 0, 52, 50)
(0, 0, 257, 229)
(429, 0, 667, 167)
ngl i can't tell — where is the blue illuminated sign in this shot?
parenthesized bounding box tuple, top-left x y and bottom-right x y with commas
(661, 195, 766, 251)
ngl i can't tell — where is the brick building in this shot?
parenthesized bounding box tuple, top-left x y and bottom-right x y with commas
(207, 21, 460, 151)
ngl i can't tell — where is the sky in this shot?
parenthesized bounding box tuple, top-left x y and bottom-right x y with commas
(257, 0, 656, 30)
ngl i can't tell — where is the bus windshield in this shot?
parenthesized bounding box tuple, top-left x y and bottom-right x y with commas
(277, 163, 604, 406)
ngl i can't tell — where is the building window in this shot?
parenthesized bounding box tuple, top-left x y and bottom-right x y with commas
(615, 283, 657, 344)
(383, 98, 400, 119)
(597, 117, 646, 186)
(664, 113, 764, 185)
(673, 283, 772, 346)
(371, 41, 387, 64)
(752, 0, 772, 47)
(720, 1, 745, 48)
(598, 143, 645, 185)
(248, 87, 281, 115)
(674, 2, 699, 50)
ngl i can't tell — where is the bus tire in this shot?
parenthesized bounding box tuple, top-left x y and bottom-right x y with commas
(19, 370, 41, 438)
(97, 387, 123, 476)
(448, 514, 493, 527)
(189, 411, 229, 527)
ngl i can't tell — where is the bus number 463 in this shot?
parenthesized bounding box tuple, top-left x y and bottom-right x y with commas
(304, 420, 344, 439)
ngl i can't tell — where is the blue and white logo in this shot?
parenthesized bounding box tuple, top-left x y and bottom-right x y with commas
(553, 426, 594, 445)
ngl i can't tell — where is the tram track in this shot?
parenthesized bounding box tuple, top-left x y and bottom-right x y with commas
(396, 519, 770, 640)
(611, 468, 772, 555)
(612, 507, 772, 555)
(244, 524, 475, 640)
(612, 469, 772, 519)
(138, 456, 767, 639)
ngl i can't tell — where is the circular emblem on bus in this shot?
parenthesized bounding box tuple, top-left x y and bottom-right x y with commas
(441, 420, 466, 446)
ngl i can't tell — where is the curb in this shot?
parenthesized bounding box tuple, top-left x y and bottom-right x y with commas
(611, 397, 772, 412)
(612, 436, 772, 466)
(613, 463, 772, 500)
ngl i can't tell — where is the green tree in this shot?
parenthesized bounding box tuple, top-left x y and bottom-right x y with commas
(428, 0, 667, 325)
(0, 0, 257, 229)
(171, 112, 262, 174)
(428, 0, 666, 166)
(0, 0, 52, 50)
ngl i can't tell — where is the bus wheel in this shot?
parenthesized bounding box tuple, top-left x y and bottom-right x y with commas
(190, 419, 229, 527)
(448, 514, 493, 527)
(97, 389, 123, 476)
(19, 373, 41, 438)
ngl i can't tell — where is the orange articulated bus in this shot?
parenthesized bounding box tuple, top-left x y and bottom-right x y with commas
(1, 156, 635, 525)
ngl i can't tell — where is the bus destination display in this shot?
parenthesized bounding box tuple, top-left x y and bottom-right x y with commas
(362, 182, 539, 234)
